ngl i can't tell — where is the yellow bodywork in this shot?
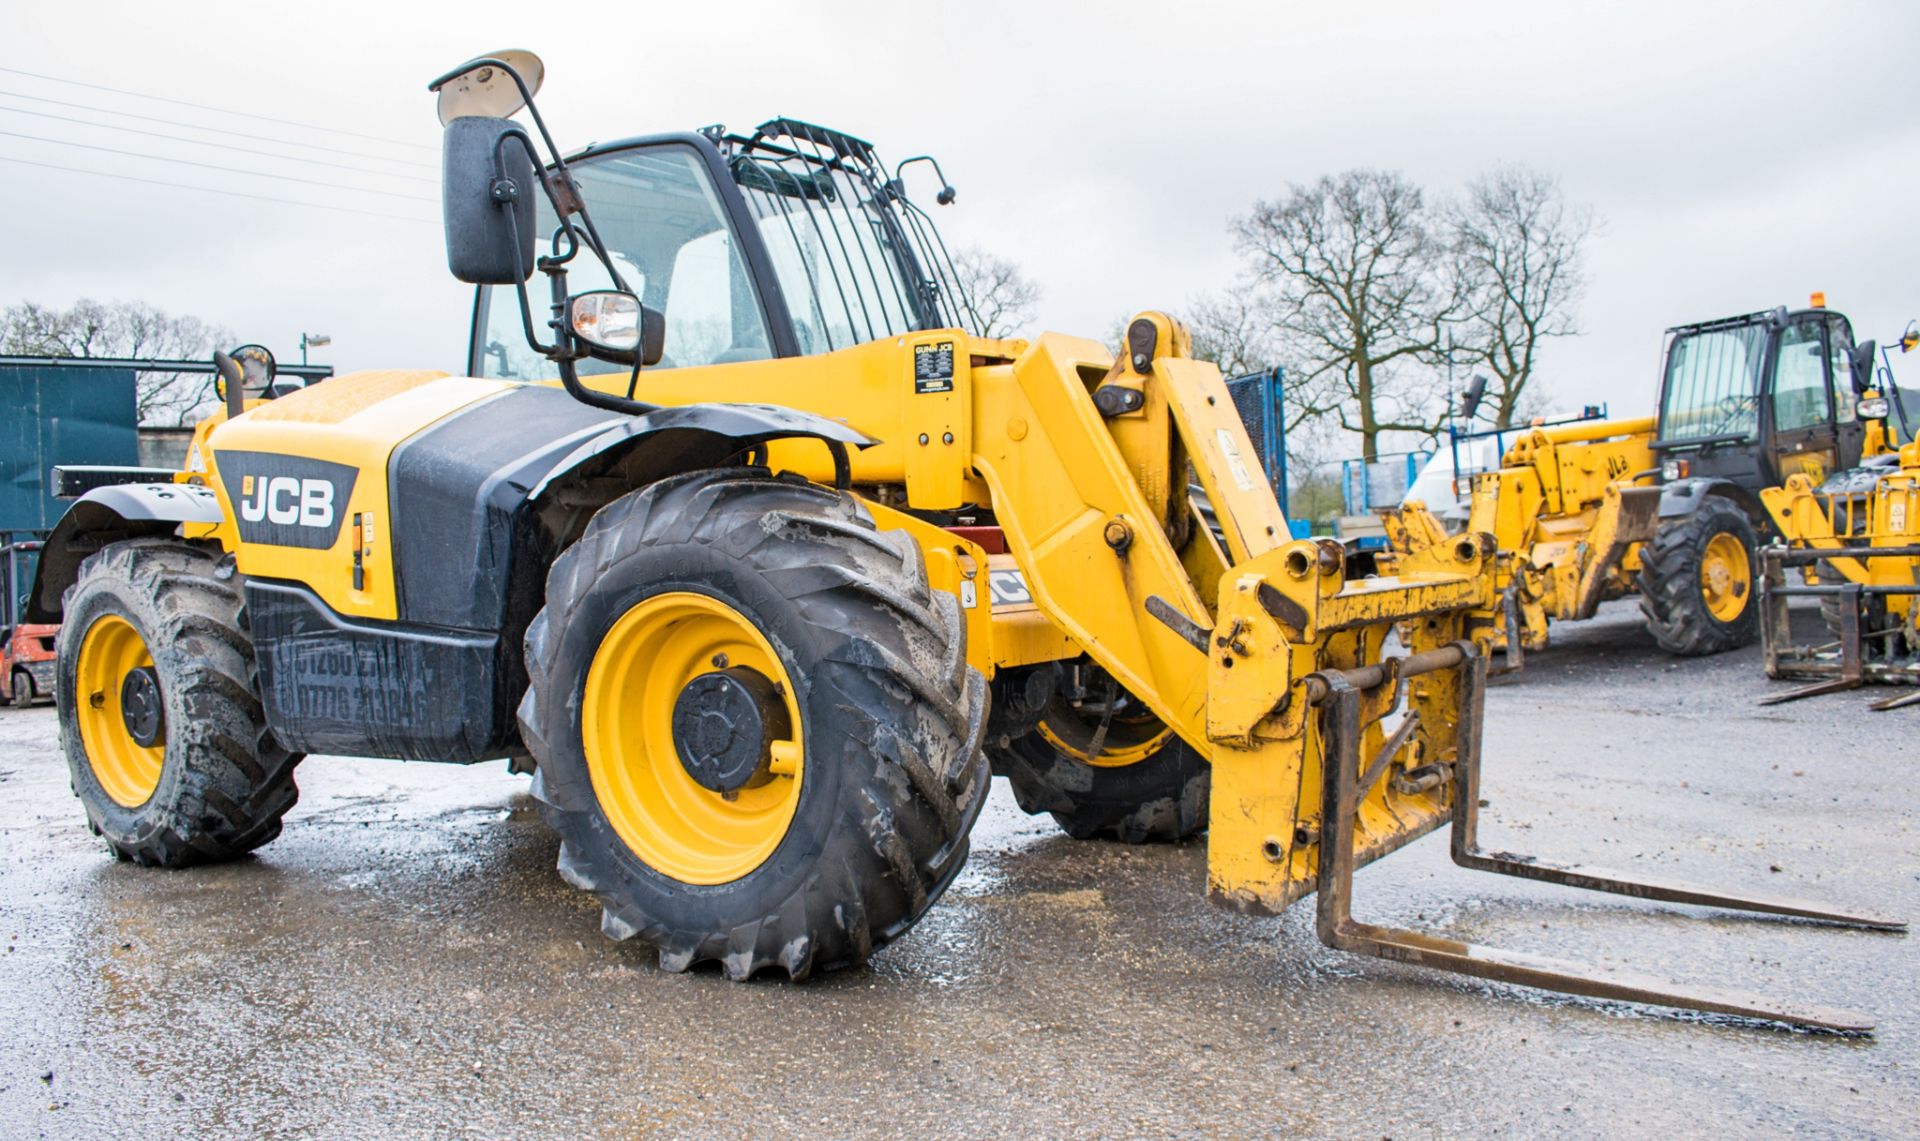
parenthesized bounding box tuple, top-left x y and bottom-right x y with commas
(1390, 417, 1658, 652)
(1762, 437, 1920, 617)
(169, 312, 1498, 915)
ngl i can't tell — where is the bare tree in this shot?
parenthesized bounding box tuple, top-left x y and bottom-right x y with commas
(1232, 169, 1459, 462)
(949, 247, 1042, 339)
(0, 298, 232, 427)
(1184, 290, 1353, 514)
(1186, 289, 1279, 378)
(1448, 165, 1596, 428)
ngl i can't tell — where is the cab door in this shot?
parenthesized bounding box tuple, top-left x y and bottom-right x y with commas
(1824, 314, 1867, 471)
(1763, 317, 1841, 485)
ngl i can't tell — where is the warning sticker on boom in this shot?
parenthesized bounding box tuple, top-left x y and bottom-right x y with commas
(1216, 429, 1259, 492)
(914, 341, 956, 394)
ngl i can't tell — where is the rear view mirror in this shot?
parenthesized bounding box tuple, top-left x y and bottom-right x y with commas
(1850, 340, 1877, 395)
(441, 116, 537, 285)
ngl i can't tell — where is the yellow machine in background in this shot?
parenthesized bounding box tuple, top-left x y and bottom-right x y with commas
(1758, 336, 1920, 708)
(1394, 300, 1899, 667)
(24, 53, 1902, 1030)
(1391, 416, 1660, 665)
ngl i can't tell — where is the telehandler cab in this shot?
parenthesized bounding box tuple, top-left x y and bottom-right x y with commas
(1394, 299, 1901, 667)
(29, 52, 1901, 1029)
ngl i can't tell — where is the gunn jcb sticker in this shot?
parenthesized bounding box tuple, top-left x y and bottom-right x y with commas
(913, 341, 956, 394)
(216, 450, 359, 550)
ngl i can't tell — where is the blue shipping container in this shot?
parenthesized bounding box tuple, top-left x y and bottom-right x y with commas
(1, 365, 140, 532)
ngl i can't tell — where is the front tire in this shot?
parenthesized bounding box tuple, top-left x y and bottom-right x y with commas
(518, 469, 989, 980)
(1638, 497, 1760, 656)
(57, 540, 302, 866)
(9, 670, 31, 708)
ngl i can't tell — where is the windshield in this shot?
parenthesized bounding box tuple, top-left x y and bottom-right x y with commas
(1658, 324, 1767, 443)
(477, 145, 774, 380)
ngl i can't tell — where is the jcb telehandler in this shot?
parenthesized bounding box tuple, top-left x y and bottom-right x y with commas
(28, 52, 1900, 1029)
(1757, 323, 1918, 708)
(1394, 299, 1895, 666)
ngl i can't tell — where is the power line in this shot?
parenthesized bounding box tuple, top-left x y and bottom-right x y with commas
(0, 87, 437, 168)
(0, 104, 438, 183)
(0, 127, 437, 202)
(0, 64, 433, 150)
(0, 154, 433, 224)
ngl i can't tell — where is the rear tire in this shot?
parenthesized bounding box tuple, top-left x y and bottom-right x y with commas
(57, 540, 302, 866)
(518, 469, 989, 980)
(990, 663, 1208, 843)
(9, 670, 30, 708)
(1637, 497, 1760, 656)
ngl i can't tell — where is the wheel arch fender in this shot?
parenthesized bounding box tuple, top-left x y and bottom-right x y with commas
(1655, 477, 1768, 534)
(26, 483, 225, 624)
(528, 401, 876, 511)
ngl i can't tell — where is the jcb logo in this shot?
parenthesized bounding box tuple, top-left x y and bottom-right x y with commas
(218, 452, 358, 550)
(239, 475, 336, 529)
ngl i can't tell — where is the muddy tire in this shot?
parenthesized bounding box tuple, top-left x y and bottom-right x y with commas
(518, 469, 990, 980)
(9, 670, 31, 708)
(990, 664, 1208, 843)
(1638, 497, 1760, 656)
(57, 540, 302, 866)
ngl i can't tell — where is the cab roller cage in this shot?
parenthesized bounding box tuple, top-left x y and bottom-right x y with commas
(1306, 641, 1904, 1031)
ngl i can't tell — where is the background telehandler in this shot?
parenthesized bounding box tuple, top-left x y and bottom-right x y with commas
(25, 52, 1900, 1029)
(1757, 323, 1919, 708)
(1393, 299, 1903, 667)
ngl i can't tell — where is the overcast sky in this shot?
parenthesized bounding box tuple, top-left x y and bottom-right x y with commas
(5, 0, 1916, 445)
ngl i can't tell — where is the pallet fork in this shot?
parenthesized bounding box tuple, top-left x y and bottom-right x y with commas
(1311, 642, 1905, 1031)
(1758, 542, 1920, 710)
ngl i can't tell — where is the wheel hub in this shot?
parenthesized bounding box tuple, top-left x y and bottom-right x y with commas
(671, 667, 787, 794)
(119, 666, 165, 747)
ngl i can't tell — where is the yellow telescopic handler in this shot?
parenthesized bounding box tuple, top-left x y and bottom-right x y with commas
(1758, 323, 1919, 708)
(25, 52, 1902, 1030)
(1394, 298, 1906, 673)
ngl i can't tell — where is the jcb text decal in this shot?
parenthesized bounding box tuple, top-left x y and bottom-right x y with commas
(216, 451, 359, 549)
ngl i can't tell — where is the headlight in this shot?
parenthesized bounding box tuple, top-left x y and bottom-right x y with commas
(1856, 396, 1890, 419)
(1661, 458, 1689, 482)
(569, 290, 642, 353)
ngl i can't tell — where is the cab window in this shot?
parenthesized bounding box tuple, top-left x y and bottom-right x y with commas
(477, 145, 773, 379)
(1826, 317, 1856, 424)
(1770, 321, 1831, 433)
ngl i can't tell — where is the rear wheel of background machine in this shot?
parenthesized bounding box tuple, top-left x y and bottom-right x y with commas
(9, 670, 31, 708)
(990, 662, 1208, 843)
(1637, 497, 1760, 656)
(518, 469, 990, 980)
(56, 540, 303, 865)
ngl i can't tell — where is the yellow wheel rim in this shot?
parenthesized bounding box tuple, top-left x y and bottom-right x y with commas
(1699, 532, 1751, 623)
(581, 592, 803, 885)
(75, 614, 165, 808)
(1035, 701, 1174, 769)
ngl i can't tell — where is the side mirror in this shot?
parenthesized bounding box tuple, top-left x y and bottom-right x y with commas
(1850, 340, 1877, 395)
(442, 115, 537, 285)
(569, 291, 665, 367)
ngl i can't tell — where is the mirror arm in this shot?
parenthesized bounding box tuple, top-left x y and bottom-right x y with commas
(539, 256, 657, 417)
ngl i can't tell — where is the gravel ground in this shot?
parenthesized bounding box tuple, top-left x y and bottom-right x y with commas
(0, 599, 1914, 1138)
